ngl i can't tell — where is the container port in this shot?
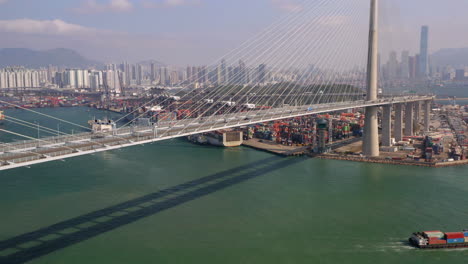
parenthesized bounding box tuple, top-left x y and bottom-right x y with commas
(186, 102, 468, 167)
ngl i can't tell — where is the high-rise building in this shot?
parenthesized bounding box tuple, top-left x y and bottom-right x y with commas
(66, 70, 76, 88)
(170, 71, 179, 86)
(123, 62, 131, 86)
(455, 69, 466, 81)
(400, 51, 410, 79)
(238, 60, 247, 84)
(217, 64, 223, 85)
(418, 26, 429, 77)
(257, 64, 267, 84)
(15, 72, 24, 88)
(408, 56, 417, 79)
(76, 70, 84, 88)
(136, 64, 143, 85)
(150, 63, 157, 82)
(191, 66, 198, 83)
(89, 71, 102, 91)
(221, 59, 227, 84)
(23, 71, 32, 87)
(387, 51, 398, 79)
(7, 72, 16, 88)
(160, 67, 168, 85)
(199, 66, 207, 84)
(186, 66, 193, 84)
(0, 72, 7, 89)
(131, 65, 137, 81)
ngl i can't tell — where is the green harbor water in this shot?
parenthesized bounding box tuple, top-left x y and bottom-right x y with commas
(1, 107, 468, 263)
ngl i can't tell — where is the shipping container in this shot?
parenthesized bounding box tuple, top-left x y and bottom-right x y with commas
(447, 238, 465, 244)
(445, 232, 465, 239)
(424, 231, 445, 238)
(464, 231, 468, 237)
(428, 239, 447, 245)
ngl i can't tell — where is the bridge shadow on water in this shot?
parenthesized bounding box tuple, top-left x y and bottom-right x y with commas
(0, 156, 304, 264)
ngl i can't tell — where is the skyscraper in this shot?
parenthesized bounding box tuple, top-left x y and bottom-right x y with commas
(221, 59, 227, 84)
(257, 64, 267, 84)
(408, 56, 417, 79)
(400, 51, 410, 79)
(387, 51, 398, 79)
(238, 60, 247, 84)
(418, 26, 429, 77)
(159, 67, 168, 85)
(150, 63, 157, 82)
(136, 64, 143, 85)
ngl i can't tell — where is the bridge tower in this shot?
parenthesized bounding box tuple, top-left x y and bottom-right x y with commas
(362, 0, 380, 157)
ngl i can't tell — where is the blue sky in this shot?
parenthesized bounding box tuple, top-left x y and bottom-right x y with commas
(0, 0, 467, 65)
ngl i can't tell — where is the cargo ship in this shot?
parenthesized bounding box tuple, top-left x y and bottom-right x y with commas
(410, 230, 468, 249)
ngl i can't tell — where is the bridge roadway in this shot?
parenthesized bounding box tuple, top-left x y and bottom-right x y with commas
(0, 96, 433, 171)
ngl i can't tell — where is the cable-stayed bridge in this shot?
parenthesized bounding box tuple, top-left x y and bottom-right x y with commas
(0, 95, 433, 171)
(0, 0, 435, 171)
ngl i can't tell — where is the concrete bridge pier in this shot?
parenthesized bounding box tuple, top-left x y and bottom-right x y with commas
(394, 103, 403, 142)
(404, 102, 414, 137)
(363, 106, 380, 156)
(381, 105, 392, 147)
(414, 101, 421, 134)
(424, 100, 431, 133)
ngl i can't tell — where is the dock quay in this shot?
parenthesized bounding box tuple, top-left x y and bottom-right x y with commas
(242, 138, 308, 156)
(316, 154, 468, 168)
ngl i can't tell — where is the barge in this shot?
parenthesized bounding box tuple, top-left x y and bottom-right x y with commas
(410, 230, 468, 249)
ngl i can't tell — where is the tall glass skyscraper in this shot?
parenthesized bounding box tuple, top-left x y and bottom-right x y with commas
(418, 25, 429, 77)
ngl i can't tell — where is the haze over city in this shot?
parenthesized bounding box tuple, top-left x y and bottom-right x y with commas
(1, 0, 468, 64)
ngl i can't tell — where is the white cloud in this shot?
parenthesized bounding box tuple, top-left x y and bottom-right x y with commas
(142, 0, 201, 8)
(75, 0, 133, 14)
(0, 19, 98, 36)
(271, 0, 303, 12)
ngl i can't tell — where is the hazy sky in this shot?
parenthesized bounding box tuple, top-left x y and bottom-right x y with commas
(0, 0, 467, 65)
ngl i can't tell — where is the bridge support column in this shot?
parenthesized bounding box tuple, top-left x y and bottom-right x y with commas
(394, 103, 403, 142)
(424, 100, 431, 133)
(381, 105, 392, 147)
(414, 101, 421, 123)
(363, 107, 379, 156)
(414, 101, 421, 135)
(404, 102, 414, 137)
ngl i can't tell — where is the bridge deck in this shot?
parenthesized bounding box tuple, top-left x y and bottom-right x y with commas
(0, 96, 433, 171)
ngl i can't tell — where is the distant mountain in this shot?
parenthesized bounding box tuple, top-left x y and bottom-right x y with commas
(0, 48, 103, 69)
(432, 48, 468, 67)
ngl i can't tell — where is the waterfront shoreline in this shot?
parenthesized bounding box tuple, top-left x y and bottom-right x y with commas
(314, 154, 468, 168)
(242, 139, 468, 167)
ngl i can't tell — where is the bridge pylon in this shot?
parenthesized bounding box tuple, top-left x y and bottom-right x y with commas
(362, 0, 380, 157)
